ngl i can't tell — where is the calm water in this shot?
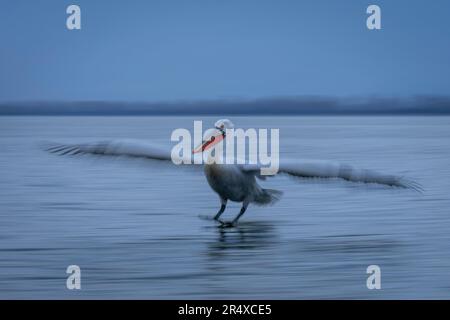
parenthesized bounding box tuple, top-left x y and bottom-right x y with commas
(0, 116, 450, 299)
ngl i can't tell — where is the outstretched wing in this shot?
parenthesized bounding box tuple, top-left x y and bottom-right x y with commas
(44, 139, 175, 162)
(241, 159, 422, 191)
(45, 141, 422, 191)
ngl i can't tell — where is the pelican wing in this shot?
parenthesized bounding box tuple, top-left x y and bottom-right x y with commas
(44, 139, 173, 161)
(241, 159, 422, 191)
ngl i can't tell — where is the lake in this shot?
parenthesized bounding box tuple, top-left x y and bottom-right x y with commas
(0, 116, 449, 299)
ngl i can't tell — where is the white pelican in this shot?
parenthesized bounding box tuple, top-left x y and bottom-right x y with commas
(45, 119, 421, 226)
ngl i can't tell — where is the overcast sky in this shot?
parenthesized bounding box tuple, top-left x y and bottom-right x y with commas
(1, 0, 449, 102)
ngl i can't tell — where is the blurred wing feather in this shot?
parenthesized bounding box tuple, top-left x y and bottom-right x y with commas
(44, 139, 173, 161)
(242, 159, 422, 191)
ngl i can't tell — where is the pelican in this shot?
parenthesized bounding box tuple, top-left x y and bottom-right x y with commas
(45, 119, 421, 226)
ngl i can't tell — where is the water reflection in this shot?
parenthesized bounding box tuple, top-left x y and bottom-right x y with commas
(206, 221, 277, 256)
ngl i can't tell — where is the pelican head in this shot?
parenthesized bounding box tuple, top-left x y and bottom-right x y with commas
(214, 119, 234, 131)
(192, 119, 234, 154)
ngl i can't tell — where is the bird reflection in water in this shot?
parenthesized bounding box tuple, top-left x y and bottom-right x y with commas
(206, 221, 277, 256)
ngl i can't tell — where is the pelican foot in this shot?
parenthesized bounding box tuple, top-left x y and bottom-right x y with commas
(217, 220, 237, 228)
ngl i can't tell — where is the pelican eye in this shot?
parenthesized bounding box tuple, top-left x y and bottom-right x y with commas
(210, 136, 215, 141)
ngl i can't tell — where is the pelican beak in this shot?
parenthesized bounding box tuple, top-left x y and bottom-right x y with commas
(192, 128, 225, 154)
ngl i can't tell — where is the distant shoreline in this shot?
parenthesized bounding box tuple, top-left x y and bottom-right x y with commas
(1, 96, 449, 115)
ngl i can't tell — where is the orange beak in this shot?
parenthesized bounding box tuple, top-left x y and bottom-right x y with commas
(192, 131, 225, 154)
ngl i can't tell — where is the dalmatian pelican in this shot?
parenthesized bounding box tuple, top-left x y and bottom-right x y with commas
(45, 119, 421, 226)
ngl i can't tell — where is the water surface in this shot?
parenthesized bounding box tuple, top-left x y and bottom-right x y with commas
(0, 116, 449, 299)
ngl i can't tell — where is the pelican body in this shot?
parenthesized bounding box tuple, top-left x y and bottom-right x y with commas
(196, 120, 282, 224)
(204, 162, 282, 224)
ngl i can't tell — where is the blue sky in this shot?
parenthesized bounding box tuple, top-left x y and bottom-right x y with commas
(0, 0, 449, 102)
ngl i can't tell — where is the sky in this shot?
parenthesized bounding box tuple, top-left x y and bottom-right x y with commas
(0, 0, 449, 102)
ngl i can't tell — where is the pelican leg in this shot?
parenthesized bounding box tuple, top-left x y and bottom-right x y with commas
(231, 201, 249, 225)
(214, 198, 227, 220)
